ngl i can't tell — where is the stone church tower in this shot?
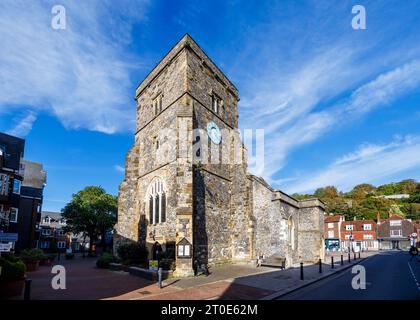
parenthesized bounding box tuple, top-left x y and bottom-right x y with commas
(115, 34, 325, 277)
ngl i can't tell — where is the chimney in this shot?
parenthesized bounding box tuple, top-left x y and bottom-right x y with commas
(377, 212, 381, 225)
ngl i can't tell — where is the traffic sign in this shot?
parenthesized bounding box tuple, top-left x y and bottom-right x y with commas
(0, 233, 18, 242)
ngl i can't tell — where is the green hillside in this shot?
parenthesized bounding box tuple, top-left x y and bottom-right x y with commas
(292, 179, 420, 221)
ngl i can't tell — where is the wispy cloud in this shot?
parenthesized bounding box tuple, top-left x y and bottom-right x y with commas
(285, 135, 420, 194)
(7, 111, 37, 138)
(0, 0, 149, 134)
(252, 59, 420, 181)
(114, 165, 125, 173)
(231, 1, 420, 186)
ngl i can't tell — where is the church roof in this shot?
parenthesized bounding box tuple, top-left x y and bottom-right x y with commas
(135, 33, 239, 99)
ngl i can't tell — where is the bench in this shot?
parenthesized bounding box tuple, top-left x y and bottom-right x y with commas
(261, 256, 286, 269)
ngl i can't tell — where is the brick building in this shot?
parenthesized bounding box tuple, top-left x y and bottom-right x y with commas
(324, 214, 344, 251)
(114, 34, 325, 277)
(377, 214, 416, 250)
(341, 220, 378, 252)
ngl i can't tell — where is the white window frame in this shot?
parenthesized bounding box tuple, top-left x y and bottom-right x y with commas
(390, 220, 402, 227)
(12, 179, 21, 194)
(345, 234, 352, 239)
(327, 222, 334, 229)
(0, 173, 10, 196)
(42, 228, 52, 236)
(390, 229, 402, 237)
(345, 225, 354, 231)
(363, 224, 372, 231)
(328, 230, 335, 238)
(363, 234, 373, 239)
(10, 207, 18, 223)
(57, 241, 66, 249)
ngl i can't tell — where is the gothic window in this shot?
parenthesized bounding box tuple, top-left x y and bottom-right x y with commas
(147, 178, 166, 224)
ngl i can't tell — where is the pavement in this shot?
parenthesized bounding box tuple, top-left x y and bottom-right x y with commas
(279, 250, 420, 300)
(12, 251, 381, 300)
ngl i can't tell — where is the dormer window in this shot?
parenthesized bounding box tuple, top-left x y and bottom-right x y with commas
(212, 94, 222, 113)
(153, 94, 163, 115)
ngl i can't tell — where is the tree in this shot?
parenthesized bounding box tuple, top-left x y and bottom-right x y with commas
(351, 184, 376, 200)
(62, 186, 117, 255)
(408, 185, 420, 203)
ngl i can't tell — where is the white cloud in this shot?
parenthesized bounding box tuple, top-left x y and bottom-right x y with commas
(250, 59, 420, 182)
(7, 111, 37, 138)
(0, 0, 149, 134)
(285, 135, 420, 194)
(114, 165, 125, 173)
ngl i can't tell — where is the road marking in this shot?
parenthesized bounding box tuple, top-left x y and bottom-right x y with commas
(407, 262, 420, 292)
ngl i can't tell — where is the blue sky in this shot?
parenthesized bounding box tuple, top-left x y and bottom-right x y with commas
(1, 0, 420, 211)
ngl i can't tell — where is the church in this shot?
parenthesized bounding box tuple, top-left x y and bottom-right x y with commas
(114, 34, 325, 277)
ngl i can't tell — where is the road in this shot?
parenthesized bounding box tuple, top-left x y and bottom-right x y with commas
(279, 251, 420, 300)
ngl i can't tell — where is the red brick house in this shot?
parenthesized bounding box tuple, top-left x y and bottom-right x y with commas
(341, 220, 378, 252)
(324, 215, 344, 251)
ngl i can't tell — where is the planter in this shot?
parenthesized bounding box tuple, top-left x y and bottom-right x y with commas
(0, 278, 25, 298)
(25, 260, 40, 272)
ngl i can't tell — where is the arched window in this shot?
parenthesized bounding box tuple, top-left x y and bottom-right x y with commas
(147, 178, 166, 225)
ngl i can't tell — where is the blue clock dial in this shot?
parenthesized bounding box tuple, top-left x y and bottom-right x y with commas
(207, 121, 221, 144)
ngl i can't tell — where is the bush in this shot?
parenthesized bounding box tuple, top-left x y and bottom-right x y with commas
(157, 248, 175, 261)
(19, 249, 44, 262)
(0, 257, 26, 282)
(96, 253, 114, 269)
(117, 243, 148, 265)
(159, 259, 176, 271)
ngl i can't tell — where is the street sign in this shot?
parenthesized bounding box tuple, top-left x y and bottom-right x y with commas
(0, 233, 18, 242)
(0, 243, 12, 252)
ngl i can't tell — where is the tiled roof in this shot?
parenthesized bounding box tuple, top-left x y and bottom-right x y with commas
(325, 215, 342, 223)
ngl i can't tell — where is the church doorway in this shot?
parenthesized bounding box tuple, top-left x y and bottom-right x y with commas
(152, 242, 163, 260)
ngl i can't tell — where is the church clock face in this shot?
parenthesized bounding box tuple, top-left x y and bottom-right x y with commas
(207, 121, 221, 145)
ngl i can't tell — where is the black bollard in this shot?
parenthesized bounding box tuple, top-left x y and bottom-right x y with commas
(300, 262, 304, 280)
(158, 267, 162, 289)
(319, 258, 322, 273)
(341, 255, 344, 265)
(354, 253, 356, 260)
(348, 253, 351, 263)
(331, 256, 334, 269)
(358, 251, 361, 259)
(24, 279, 32, 301)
